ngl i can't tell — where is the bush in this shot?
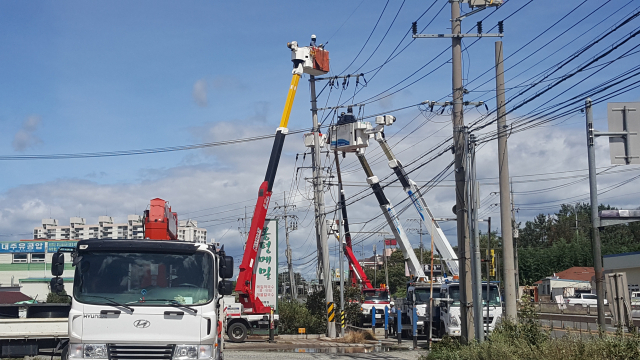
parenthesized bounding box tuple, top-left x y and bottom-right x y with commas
(425, 296, 640, 360)
(277, 300, 324, 334)
(46, 290, 71, 304)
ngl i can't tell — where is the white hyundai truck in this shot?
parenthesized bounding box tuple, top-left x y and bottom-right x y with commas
(439, 282, 502, 337)
(49, 239, 234, 360)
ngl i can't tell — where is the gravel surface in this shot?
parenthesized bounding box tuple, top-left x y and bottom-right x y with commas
(225, 349, 425, 359)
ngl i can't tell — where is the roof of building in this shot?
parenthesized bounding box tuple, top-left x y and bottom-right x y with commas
(535, 266, 595, 284)
(0, 291, 33, 304)
(603, 251, 640, 258)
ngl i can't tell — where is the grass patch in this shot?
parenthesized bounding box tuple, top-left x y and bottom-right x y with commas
(424, 297, 640, 360)
(339, 330, 377, 343)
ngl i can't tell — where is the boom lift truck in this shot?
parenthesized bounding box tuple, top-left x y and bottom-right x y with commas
(370, 115, 503, 338)
(47, 198, 235, 360)
(227, 36, 330, 343)
(330, 109, 426, 328)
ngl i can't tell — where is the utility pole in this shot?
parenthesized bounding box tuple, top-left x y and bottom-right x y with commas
(412, 2, 503, 341)
(333, 149, 346, 337)
(450, 2, 473, 342)
(486, 217, 491, 335)
(373, 244, 377, 288)
(467, 132, 483, 342)
(273, 193, 298, 299)
(511, 180, 519, 292)
(495, 40, 517, 321)
(383, 239, 389, 291)
(585, 98, 606, 331)
(309, 75, 335, 338)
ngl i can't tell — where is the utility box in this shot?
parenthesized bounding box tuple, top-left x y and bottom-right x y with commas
(465, 0, 503, 8)
(303, 132, 326, 148)
(330, 122, 371, 152)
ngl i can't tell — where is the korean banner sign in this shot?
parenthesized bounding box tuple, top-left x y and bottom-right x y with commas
(0, 241, 46, 253)
(255, 219, 278, 310)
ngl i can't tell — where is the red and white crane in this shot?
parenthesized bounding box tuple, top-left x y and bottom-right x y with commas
(233, 36, 330, 318)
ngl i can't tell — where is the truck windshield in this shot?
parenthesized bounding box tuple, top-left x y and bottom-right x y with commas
(74, 251, 213, 306)
(413, 288, 443, 303)
(447, 285, 501, 307)
(363, 290, 389, 302)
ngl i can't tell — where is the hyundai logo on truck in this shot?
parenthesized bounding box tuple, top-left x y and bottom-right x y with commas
(133, 319, 150, 328)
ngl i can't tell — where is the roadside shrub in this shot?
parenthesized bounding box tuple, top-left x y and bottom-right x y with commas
(46, 290, 71, 304)
(424, 295, 640, 360)
(277, 300, 324, 334)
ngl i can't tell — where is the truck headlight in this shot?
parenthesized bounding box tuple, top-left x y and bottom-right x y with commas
(174, 345, 198, 360)
(198, 345, 212, 359)
(68, 344, 84, 359)
(450, 316, 459, 327)
(174, 345, 212, 360)
(83, 344, 107, 359)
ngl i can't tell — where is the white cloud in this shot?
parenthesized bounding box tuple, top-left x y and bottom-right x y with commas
(1, 112, 638, 281)
(192, 79, 208, 107)
(12, 115, 42, 152)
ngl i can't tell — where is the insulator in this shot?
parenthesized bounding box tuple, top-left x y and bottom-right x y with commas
(412, 22, 417, 35)
(498, 21, 504, 34)
(477, 21, 483, 34)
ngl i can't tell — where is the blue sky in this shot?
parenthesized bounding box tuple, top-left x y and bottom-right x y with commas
(1, 0, 639, 279)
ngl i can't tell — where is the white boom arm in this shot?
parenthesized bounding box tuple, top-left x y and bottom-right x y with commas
(357, 151, 427, 281)
(372, 115, 459, 276)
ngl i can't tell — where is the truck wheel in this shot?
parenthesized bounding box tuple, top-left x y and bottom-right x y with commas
(227, 322, 248, 343)
(61, 344, 69, 360)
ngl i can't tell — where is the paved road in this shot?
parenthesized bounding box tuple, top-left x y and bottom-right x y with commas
(225, 350, 425, 360)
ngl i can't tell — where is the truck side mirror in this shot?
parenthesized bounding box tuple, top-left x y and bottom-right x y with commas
(219, 256, 234, 279)
(218, 280, 233, 296)
(50, 277, 64, 294)
(51, 253, 65, 276)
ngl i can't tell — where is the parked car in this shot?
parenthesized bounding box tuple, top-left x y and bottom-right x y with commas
(565, 293, 607, 306)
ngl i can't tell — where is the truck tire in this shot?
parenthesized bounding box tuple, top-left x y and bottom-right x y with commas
(227, 322, 248, 343)
(61, 344, 69, 360)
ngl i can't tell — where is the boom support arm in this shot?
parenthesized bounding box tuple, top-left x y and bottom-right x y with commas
(375, 133, 460, 276)
(334, 149, 373, 288)
(356, 150, 427, 281)
(235, 73, 301, 314)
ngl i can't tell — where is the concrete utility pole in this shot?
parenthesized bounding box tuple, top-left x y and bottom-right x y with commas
(334, 149, 345, 338)
(413, 1, 503, 342)
(450, 2, 473, 342)
(511, 181, 519, 292)
(467, 133, 483, 342)
(276, 193, 297, 299)
(309, 76, 335, 338)
(585, 98, 606, 331)
(495, 40, 517, 321)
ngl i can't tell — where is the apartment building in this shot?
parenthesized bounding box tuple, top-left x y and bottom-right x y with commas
(34, 215, 205, 242)
(178, 219, 207, 243)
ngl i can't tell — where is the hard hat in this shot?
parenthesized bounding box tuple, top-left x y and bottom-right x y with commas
(390, 301, 395, 306)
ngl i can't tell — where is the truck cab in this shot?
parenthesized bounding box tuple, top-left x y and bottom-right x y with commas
(405, 282, 443, 335)
(439, 282, 502, 337)
(360, 288, 390, 326)
(50, 239, 233, 360)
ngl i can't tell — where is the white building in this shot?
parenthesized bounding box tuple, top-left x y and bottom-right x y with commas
(34, 216, 205, 242)
(0, 240, 76, 301)
(178, 220, 207, 243)
(603, 252, 640, 295)
(34, 216, 144, 240)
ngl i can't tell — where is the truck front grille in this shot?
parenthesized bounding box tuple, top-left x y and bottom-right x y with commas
(108, 344, 175, 360)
